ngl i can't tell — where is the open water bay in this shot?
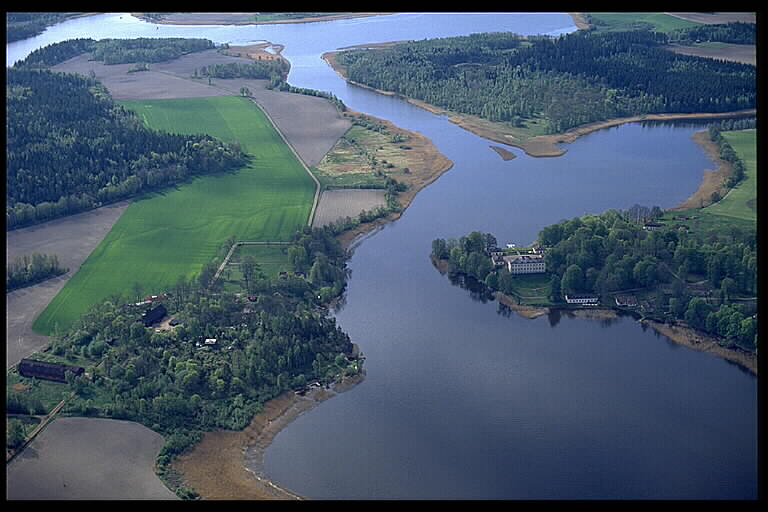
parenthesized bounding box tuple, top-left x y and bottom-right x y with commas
(7, 12, 757, 500)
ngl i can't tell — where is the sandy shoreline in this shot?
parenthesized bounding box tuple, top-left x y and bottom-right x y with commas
(131, 12, 392, 26)
(494, 294, 757, 375)
(172, 373, 365, 500)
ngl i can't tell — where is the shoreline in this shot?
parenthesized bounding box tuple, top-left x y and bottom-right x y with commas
(432, 256, 756, 375)
(333, 109, 454, 251)
(131, 12, 392, 26)
(496, 295, 757, 375)
(321, 50, 756, 159)
(172, 373, 365, 500)
(174, 28, 753, 499)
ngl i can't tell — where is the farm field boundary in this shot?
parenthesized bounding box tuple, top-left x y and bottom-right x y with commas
(32, 96, 316, 335)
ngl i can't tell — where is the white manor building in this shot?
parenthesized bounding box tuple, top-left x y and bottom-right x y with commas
(505, 254, 546, 275)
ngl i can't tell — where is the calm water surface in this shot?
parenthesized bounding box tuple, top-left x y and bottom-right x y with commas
(7, 13, 757, 500)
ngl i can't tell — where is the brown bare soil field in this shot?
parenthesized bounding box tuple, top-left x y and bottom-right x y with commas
(312, 189, 387, 228)
(6, 417, 177, 500)
(6, 200, 131, 370)
(665, 43, 756, 66)
(52, 49, 351, 169)
(8, 49, 359, 500)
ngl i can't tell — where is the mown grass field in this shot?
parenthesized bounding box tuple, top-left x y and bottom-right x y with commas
(703, 129, 756, 221)
(223, 244, 292, 291)
(33, 96, 315, 335)
(586, 12, 700, 33)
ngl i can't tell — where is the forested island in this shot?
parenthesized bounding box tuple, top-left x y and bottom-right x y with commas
(331, 26, 756, 137)
(6, 39, 248, 230)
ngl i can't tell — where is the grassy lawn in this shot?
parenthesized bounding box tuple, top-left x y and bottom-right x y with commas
(33, 96, 315, 335)
(508, 273, 552, 305)
(703, 129, 756, 222)
(586, 12, 700, 33)
(221, 244, 292, 292)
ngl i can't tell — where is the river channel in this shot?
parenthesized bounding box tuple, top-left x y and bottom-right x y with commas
(7, 13, 757, 500)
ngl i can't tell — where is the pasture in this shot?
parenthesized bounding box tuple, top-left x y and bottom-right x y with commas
(33, 96, 315, 335)
(587, 12, 700, 32)
(704, 129, 756, 221)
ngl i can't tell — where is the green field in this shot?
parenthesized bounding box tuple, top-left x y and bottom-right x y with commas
(587, 12, 700, 33)
(704, 129, 757, 221)
(222, 244, 292, 292)
(33, 96, 315, 335)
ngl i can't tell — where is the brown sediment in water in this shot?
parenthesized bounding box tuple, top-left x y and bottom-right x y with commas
(489, 145, 517, 161)
(671, 130, 733, 210)
(642, 320, 757, 375)
(172, 373, 365, 500)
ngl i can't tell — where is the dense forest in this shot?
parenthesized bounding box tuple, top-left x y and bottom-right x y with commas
(5, 12, 82, 43)
(14, 37, 216, 68)
(432, 208, 757, 351)
(195, 59, 290, 80)
(6, 67, 247, 230)
(9, 227, 360, 496)
(667, 22, 756, 45)
(335, 29, 756, 134)
(6, 253, 68, 292)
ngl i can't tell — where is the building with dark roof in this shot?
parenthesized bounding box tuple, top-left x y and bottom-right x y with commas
(18, 358, 84, 383)
(141, 304, 167, 327)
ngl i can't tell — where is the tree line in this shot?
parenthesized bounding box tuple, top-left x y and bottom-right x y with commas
(8, 226, 361, 496)
(6, 67, 248, 230)
(195, 59, 289, 80)
(14, 37, 216, 69)
(431, 208, 757, 351)
(5, 12, 82, 44)
(667, 22, 756, 45)
(7, 253, 68, 292)
(335, 29, 756, 134)
(707, 123, 750, 192)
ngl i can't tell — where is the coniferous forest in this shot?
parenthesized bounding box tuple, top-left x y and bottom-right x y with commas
(6, 65, 247, 230)
(336, 29, 756, 134)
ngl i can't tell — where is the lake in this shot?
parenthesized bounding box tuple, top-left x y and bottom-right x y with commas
(6, 12, 757, 500)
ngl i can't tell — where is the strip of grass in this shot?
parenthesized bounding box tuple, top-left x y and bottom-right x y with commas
(703, 129, 756, 221)
(587, 12, 700, 33)
(33, 96, 315, 335)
